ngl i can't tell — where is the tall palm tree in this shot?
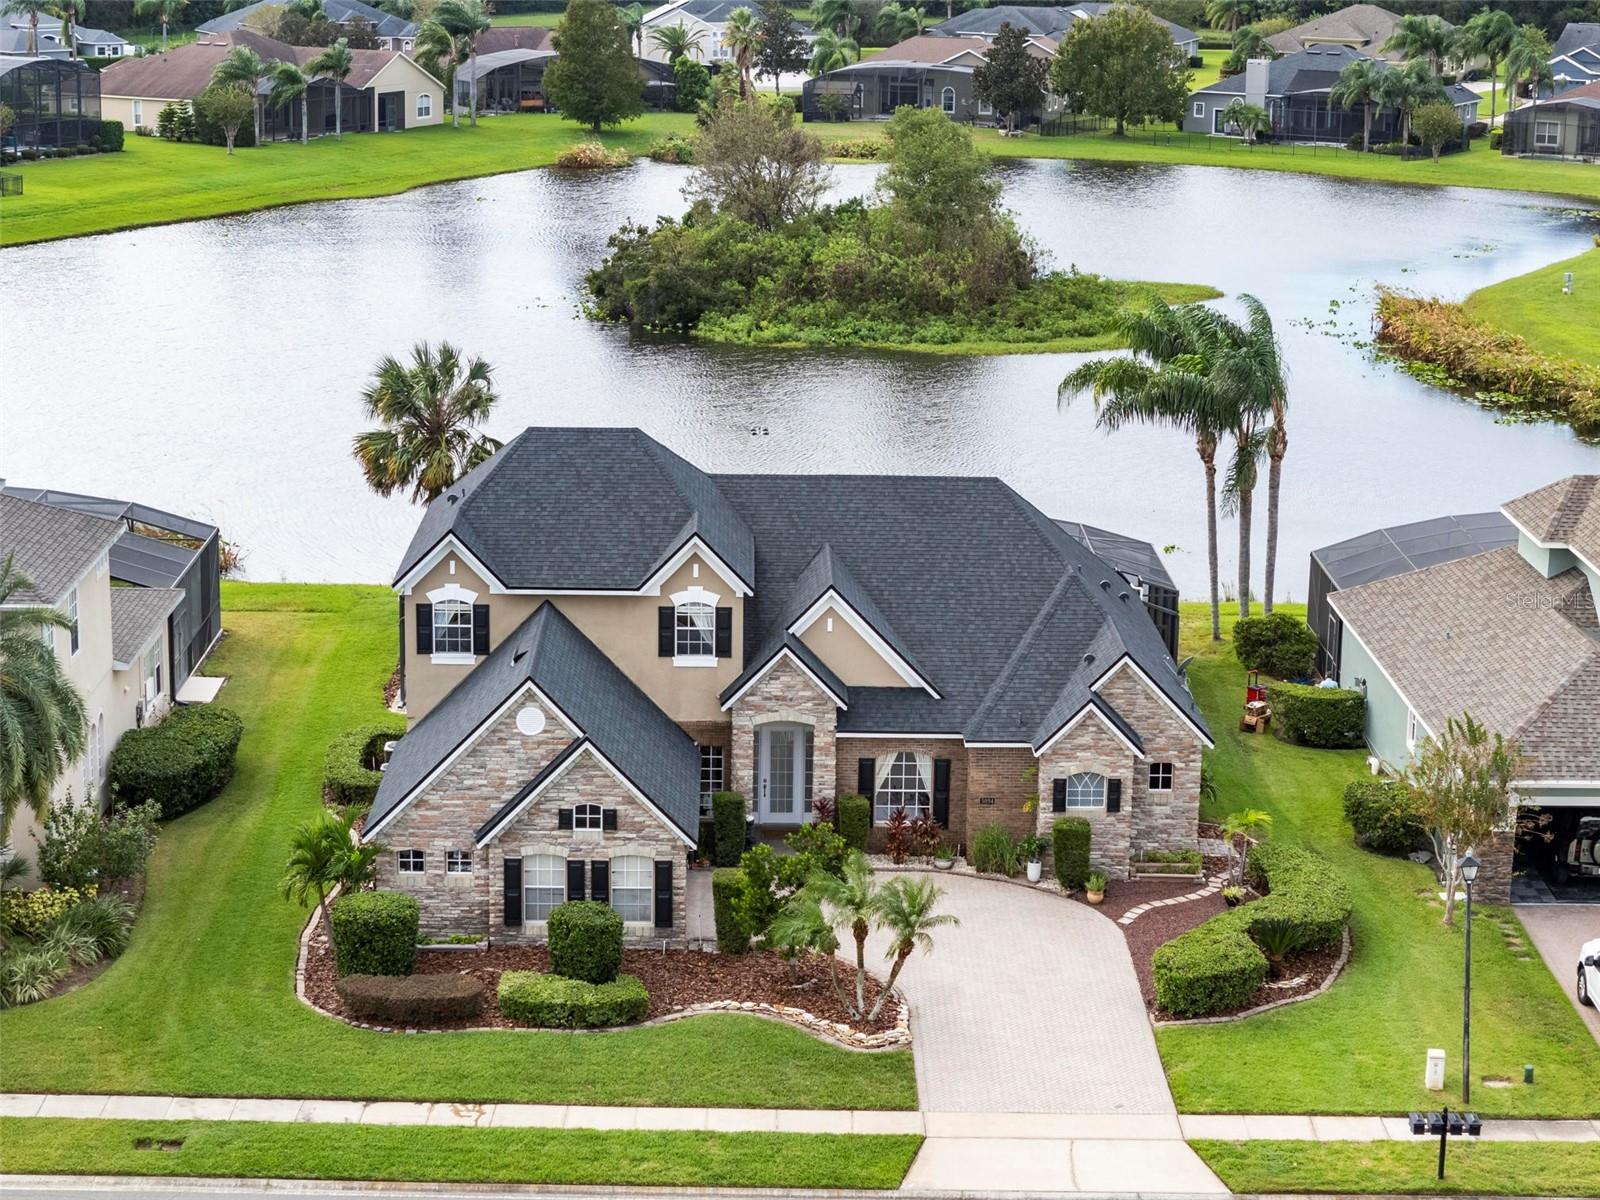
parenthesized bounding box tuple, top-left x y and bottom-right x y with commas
(414, 17, 468, 111)
(1460, 7, 1516, 126)
(804, 851, 884, 1016)
(7, 0, 58, 56)
(650, 22, 704, 63)
(809, 28, 858, 75)
(134, 0, 188, 51)
(352, 342, 502, 503)
(1330, 55, 1382, 151)
(1375, 58, 1443, 146)
(1382, 13, 1455, 77)
(1216, 294, 1288, 614)
(305, 38, 354, 138)
(619, 2, 647, 58)
(1204, 0, 1254, 34)
(815, 0, 856, 38)
(55, 0, 84, 59)
(876, 3, 919, 43)
(212, 44, 271, 145)
(434, 0, 491, 128)
(0, 557, 87, 842)
(868, 876, 957, 1020)
(1060, 300, 1240, 642)
(1504, 25, 1552, 117)
(722, 6, 758, 99)
(268, 59, 310, 145)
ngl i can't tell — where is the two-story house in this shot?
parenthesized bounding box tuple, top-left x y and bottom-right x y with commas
(366, 429, 1211, 942)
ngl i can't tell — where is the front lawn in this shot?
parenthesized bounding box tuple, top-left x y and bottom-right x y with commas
(1193, 1138, 1600, 1196)
(1157, 603, 1600, 1118)
(0, 1118, 922, 1190)
(1464, 246, 1600, 367)
(0, 583, 917, 1110)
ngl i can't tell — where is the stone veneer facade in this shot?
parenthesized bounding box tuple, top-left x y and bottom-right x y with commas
(728, 657, 837, 818)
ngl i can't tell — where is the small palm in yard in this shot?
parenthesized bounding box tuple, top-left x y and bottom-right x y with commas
(305, 39, 355, 138)
(870, 876, 958, 1020)
(1220, 98, 1270, 144)
(804, 851, 882, 1015)
(1221, 808, 1273, 886)
(767, 890, 849, 1010)
(280, 806, 382, 930)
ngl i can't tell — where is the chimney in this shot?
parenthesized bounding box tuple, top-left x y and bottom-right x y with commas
(1244, 57, 1270, 110)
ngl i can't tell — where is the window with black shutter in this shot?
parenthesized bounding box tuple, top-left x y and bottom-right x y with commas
(415, 603, 433, 654)
(502, 857, 522, 926)
(1106, 778, 1122, 813)
(1051, 778, 1067, 812)
(932, 758, 951, 828)
(715, 607, 733, 657)
(590, 860, 610, 904)
(654, 859, 673, 929)
(857, 757, 875, 796)
(658, 606, 674, 656)
(602, 808, 619, 831)
(566, 857, 586, 900)
(557, 807, 573, 831)
(471, 604, 490, 654)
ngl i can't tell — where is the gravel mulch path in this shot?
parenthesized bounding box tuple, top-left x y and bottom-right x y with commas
(303, 933, 897, 1034)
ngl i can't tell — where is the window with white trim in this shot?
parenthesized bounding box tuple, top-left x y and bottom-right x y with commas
(675, 601, 715, 658)
(1192, 100, 1204, 118)
(398, 849, 425, 873)
(977, 96, 992, 115)
(873, 751, 932, 822)
(699, 744, 725, 816)
(574, 802, 603, 833)
(433, 599, 472, 655)
(132, 98, 143, 126)
(417, 92, 432, 118)
(941, 86, 955, 114)
(141, 640, 163, 703)
(1406, 709, 1418, 752)
(83, 711, 104, 797)
(446, 850, 473, 873)
(1148, 762, 1173, 792)
(66, 587, 79, 655)
(523, 853, 564, 920)
(611, 856, 652, 922)
(1535, 119, 1560, 149)
(1064, 771, 1106, 809)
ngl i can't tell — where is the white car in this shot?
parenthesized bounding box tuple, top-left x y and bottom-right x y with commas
(1580, 937, 1600, 1008)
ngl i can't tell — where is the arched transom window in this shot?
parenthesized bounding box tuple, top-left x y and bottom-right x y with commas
(1064, 771, 1106, 809)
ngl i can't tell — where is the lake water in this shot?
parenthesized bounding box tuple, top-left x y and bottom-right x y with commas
(2, 157, 1595, 599)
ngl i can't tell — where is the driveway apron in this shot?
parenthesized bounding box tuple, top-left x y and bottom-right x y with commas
(1516, 904, 1600, 1045)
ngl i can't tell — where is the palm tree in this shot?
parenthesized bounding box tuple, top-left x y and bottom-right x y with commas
(1460, 7, 1516, 126)
(414, 18, 468, 109)
(434, 0, 491, 128)
(722, 6, 758, 99)
(1221, 372, 1267, 619)
(268, 60, 310, 145)
(768, 890, 849, 1010)
(650, 22, 704, 63)
(352, 342, 502, 503)
(1504, 25, 1552, 118)
(868, 876, 957, 1020)
(1215, 295, 1288, 614)
(619, 2, 647, 58)
(809, 28, 858, 75)
(375, 0, 415, 17)
(55, 0, 84, 59)
(7, 0, 58, 56)
(1205, 0, 1254, 34)
(134, 0, 188, 52)
(876, 3, 919, 43)
(1220, 98, 1269, 143)
(1060, 300, 1240, 642)
(815, 0, 856, 38)
(0, 556, 87, 842)
(1330, 56, 1382, 151)
(1382, 13, 1455, 77)
(804, 851, 884, 1016)
(280, 810, 345, 932)
(1221, 808, 1273, 886)
(212, 44, 271, 145)
(1375, 58, 1443, 146)
(305, 38, 354, 138)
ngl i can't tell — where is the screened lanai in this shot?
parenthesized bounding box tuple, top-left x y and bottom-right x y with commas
(0, 54, 100, 149)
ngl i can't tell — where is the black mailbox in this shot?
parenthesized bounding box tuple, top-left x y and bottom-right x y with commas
(1409, 1112, 1427, 1135)
(1464, 1113, 1482, 1137)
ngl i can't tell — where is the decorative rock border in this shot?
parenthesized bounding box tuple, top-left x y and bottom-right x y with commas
(1116, 877, 1224, 926)
(1153, 926, 1353, 1027)
(293, 905, 910, 1051)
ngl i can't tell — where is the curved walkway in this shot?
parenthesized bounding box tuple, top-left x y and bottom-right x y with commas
(858, 871, 1176, 1115)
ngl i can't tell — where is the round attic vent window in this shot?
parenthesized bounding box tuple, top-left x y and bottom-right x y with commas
(515, 706, 546, 737)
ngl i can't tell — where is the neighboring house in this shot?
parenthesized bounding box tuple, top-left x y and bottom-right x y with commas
(1550, 22, 1600, 94)
(929, 3, 1199, 59)
(1182, 45, 1480, 143)
(195, 0, 420, 53)
(452, 46, 673, 114)
(1501, 79, 1600, 159)
(99, 31, 443, 137)
(0, 54, 98, 148)
(0, 20, 138, 60)
(367, 428, 1211, 941)
(1263, 4, 1417, 64)
(641, 0, 813, 64)
(1323, 476, 1600, 903)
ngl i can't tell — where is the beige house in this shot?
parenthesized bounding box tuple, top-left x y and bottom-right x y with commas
(368, 429, 1211, 942)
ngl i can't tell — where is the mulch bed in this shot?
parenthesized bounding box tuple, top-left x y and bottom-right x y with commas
(1101, 879, 1230, 1007)
(1152, 936, 1347, 1022)
(43, 875, 146, 1002)
(303, 930, 898, 1034)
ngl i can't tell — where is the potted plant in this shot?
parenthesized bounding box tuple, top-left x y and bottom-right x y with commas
(1019, 834, 1049, 883)
(1085, 871, 1107, 905)
(1221, 885, 1245, 907)
(933, 843, 956, 870)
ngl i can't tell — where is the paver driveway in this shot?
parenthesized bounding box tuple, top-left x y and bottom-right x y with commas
(1517, 904, 1600, 1045)
(857, 870, 1176, 1114)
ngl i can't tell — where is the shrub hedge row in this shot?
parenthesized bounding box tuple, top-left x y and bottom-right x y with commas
(1232, 611, 1318, 679)
(1152, 842, 1352, 1018)
(838, 793, 871, 851)
(108, 705, 243, 818)
(712, 791, 745, 867)
(1266, 682, 1366, 749)
(497, 971, 650, 1028)
(336, 973, 482, 1023)
(329, 890, 419, 978)
(1342, 779, 1426, 855)
(712, 867, 750, 954)
(323, 720, 406, 809)
(548, 900, 623, 984)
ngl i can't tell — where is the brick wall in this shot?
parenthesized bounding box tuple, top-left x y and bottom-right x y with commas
(1473, 828, 1514, 905)
(964, 746, 1037, 850)
(835, 737, 970, 851)
(728, 658, 837, 816)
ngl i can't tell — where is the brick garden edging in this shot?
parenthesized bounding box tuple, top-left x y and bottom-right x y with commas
(293, 902, 911, 1052)
(1152, 925, 1353, 1027)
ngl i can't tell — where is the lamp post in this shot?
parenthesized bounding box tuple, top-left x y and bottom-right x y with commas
(1460, 852, 1480, 1105)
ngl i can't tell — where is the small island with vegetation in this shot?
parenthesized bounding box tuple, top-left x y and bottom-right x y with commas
(585, 100, 1218, 355)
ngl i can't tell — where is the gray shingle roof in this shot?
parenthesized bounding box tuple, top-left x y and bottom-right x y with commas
(930, 4, 1194, 45)
(369, 602, 701, 841)
(1555, 22, 1600, 58)
(109, 586, 183, 666)
(1193, 43, 1478, 107)
(1504, 475, 1600, 566)
(197, 0, 417, 40)
(0, 493, 121, 607)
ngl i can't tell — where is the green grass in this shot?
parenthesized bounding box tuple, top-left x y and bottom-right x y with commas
(1464, 245, 1600, 367)
(1190, 48, 1230, 91)
(1158, 602, 1600, 1118)
(0, 1118, 921, 1189)
(0, 582, 916, 1110)
(489, 10, 566, 26)
(1193, 1139, 1600, 1196)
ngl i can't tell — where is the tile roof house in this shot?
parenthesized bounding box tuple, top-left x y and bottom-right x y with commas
(196, 0, 420, 51)
(1323, 476, 1600, 902)
(371, 428, 1210, 942)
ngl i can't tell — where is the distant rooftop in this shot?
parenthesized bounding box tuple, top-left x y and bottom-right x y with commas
(1312, 511, 1518, 591)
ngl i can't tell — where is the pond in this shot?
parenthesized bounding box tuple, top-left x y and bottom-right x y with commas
(2, 157, 1595, 599)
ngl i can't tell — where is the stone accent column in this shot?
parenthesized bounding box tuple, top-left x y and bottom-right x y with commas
(727, 658, 837, 818)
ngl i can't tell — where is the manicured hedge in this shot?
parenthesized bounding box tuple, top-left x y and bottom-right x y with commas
(336, 973, 481, 1023)
(838, 794, 870, 851)
(323, 720, 406, 809)
(712, 867, 749, 954)
(108, 705, 243, 818)
(547, 900, 623, 984)
(1152, 842, 1351, 1018)
(98, 120, 124, 152)
(497, 971, 650, 1028)
(1342, 779, 1425, 856)
(695, 817, 716, 862)
(711, 791, 745, 867)
(1052, 817, 1091, 890)
(1266, 682, 1365, 749)
(329, 890, 419, 977)
(1232, 612, 1318, 679)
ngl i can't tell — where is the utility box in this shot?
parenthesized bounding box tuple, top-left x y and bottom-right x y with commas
(1426, 1048, 1447, 1091)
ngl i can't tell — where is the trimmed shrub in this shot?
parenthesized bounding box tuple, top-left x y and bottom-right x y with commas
(969, 823, 1021, 876)
(98, 119, 124, 152)
(1266, 682, 1365, 749)
(498, 970, 649, 1028)
(108, 706, 243, 818)
(712, 867, 749, 954)
(837, 793, 870, 851)
(1232, 612, 1318, 679)
(323, 720, 406, 809)
(1241, 842, 1352, 950)
(37, 799, 160, 890)
(547, 900, 623, 984)
(647, 132, 695, 163)
(695, 817, 717, 862)
(0, 885, 94, 939)
(1052, 817, 1091, 890)
(712, 791, 746, 867)
(329, 890, 418, 977)
(336, 973, 482, 1023)
(1342, 779, 1425, 855)
(1488, 126, 1502, 150)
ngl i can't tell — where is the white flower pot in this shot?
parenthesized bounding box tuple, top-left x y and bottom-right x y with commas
(1027, 860, 1042, 883)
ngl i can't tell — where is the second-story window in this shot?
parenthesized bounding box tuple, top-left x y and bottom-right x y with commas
(67, 586, 80, 655)
(574, 803, 603, 833)
(433, 599, 473, 655)
(675, 602, 715, 658)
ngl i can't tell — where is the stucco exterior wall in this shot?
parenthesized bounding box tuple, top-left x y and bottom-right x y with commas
(100, 94, 180, 129)
(797, 610, 911, 688)
(1335, 613, 1418, 772)
(368, 55, 444, 128)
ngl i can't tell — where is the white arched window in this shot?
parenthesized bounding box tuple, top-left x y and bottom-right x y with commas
(874, 751, 932, 822)
(432, 599, 472, 655)
(1065, 771, 1107, 809)
(574, 802, 603, 833)
(611, 856, 653, 922)
(417, 92, 432, 118)
(523, 854, 564, 921)
(941, 87, 955, 115)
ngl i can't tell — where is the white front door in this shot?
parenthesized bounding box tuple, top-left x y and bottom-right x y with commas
(757, 723, 812, 825)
